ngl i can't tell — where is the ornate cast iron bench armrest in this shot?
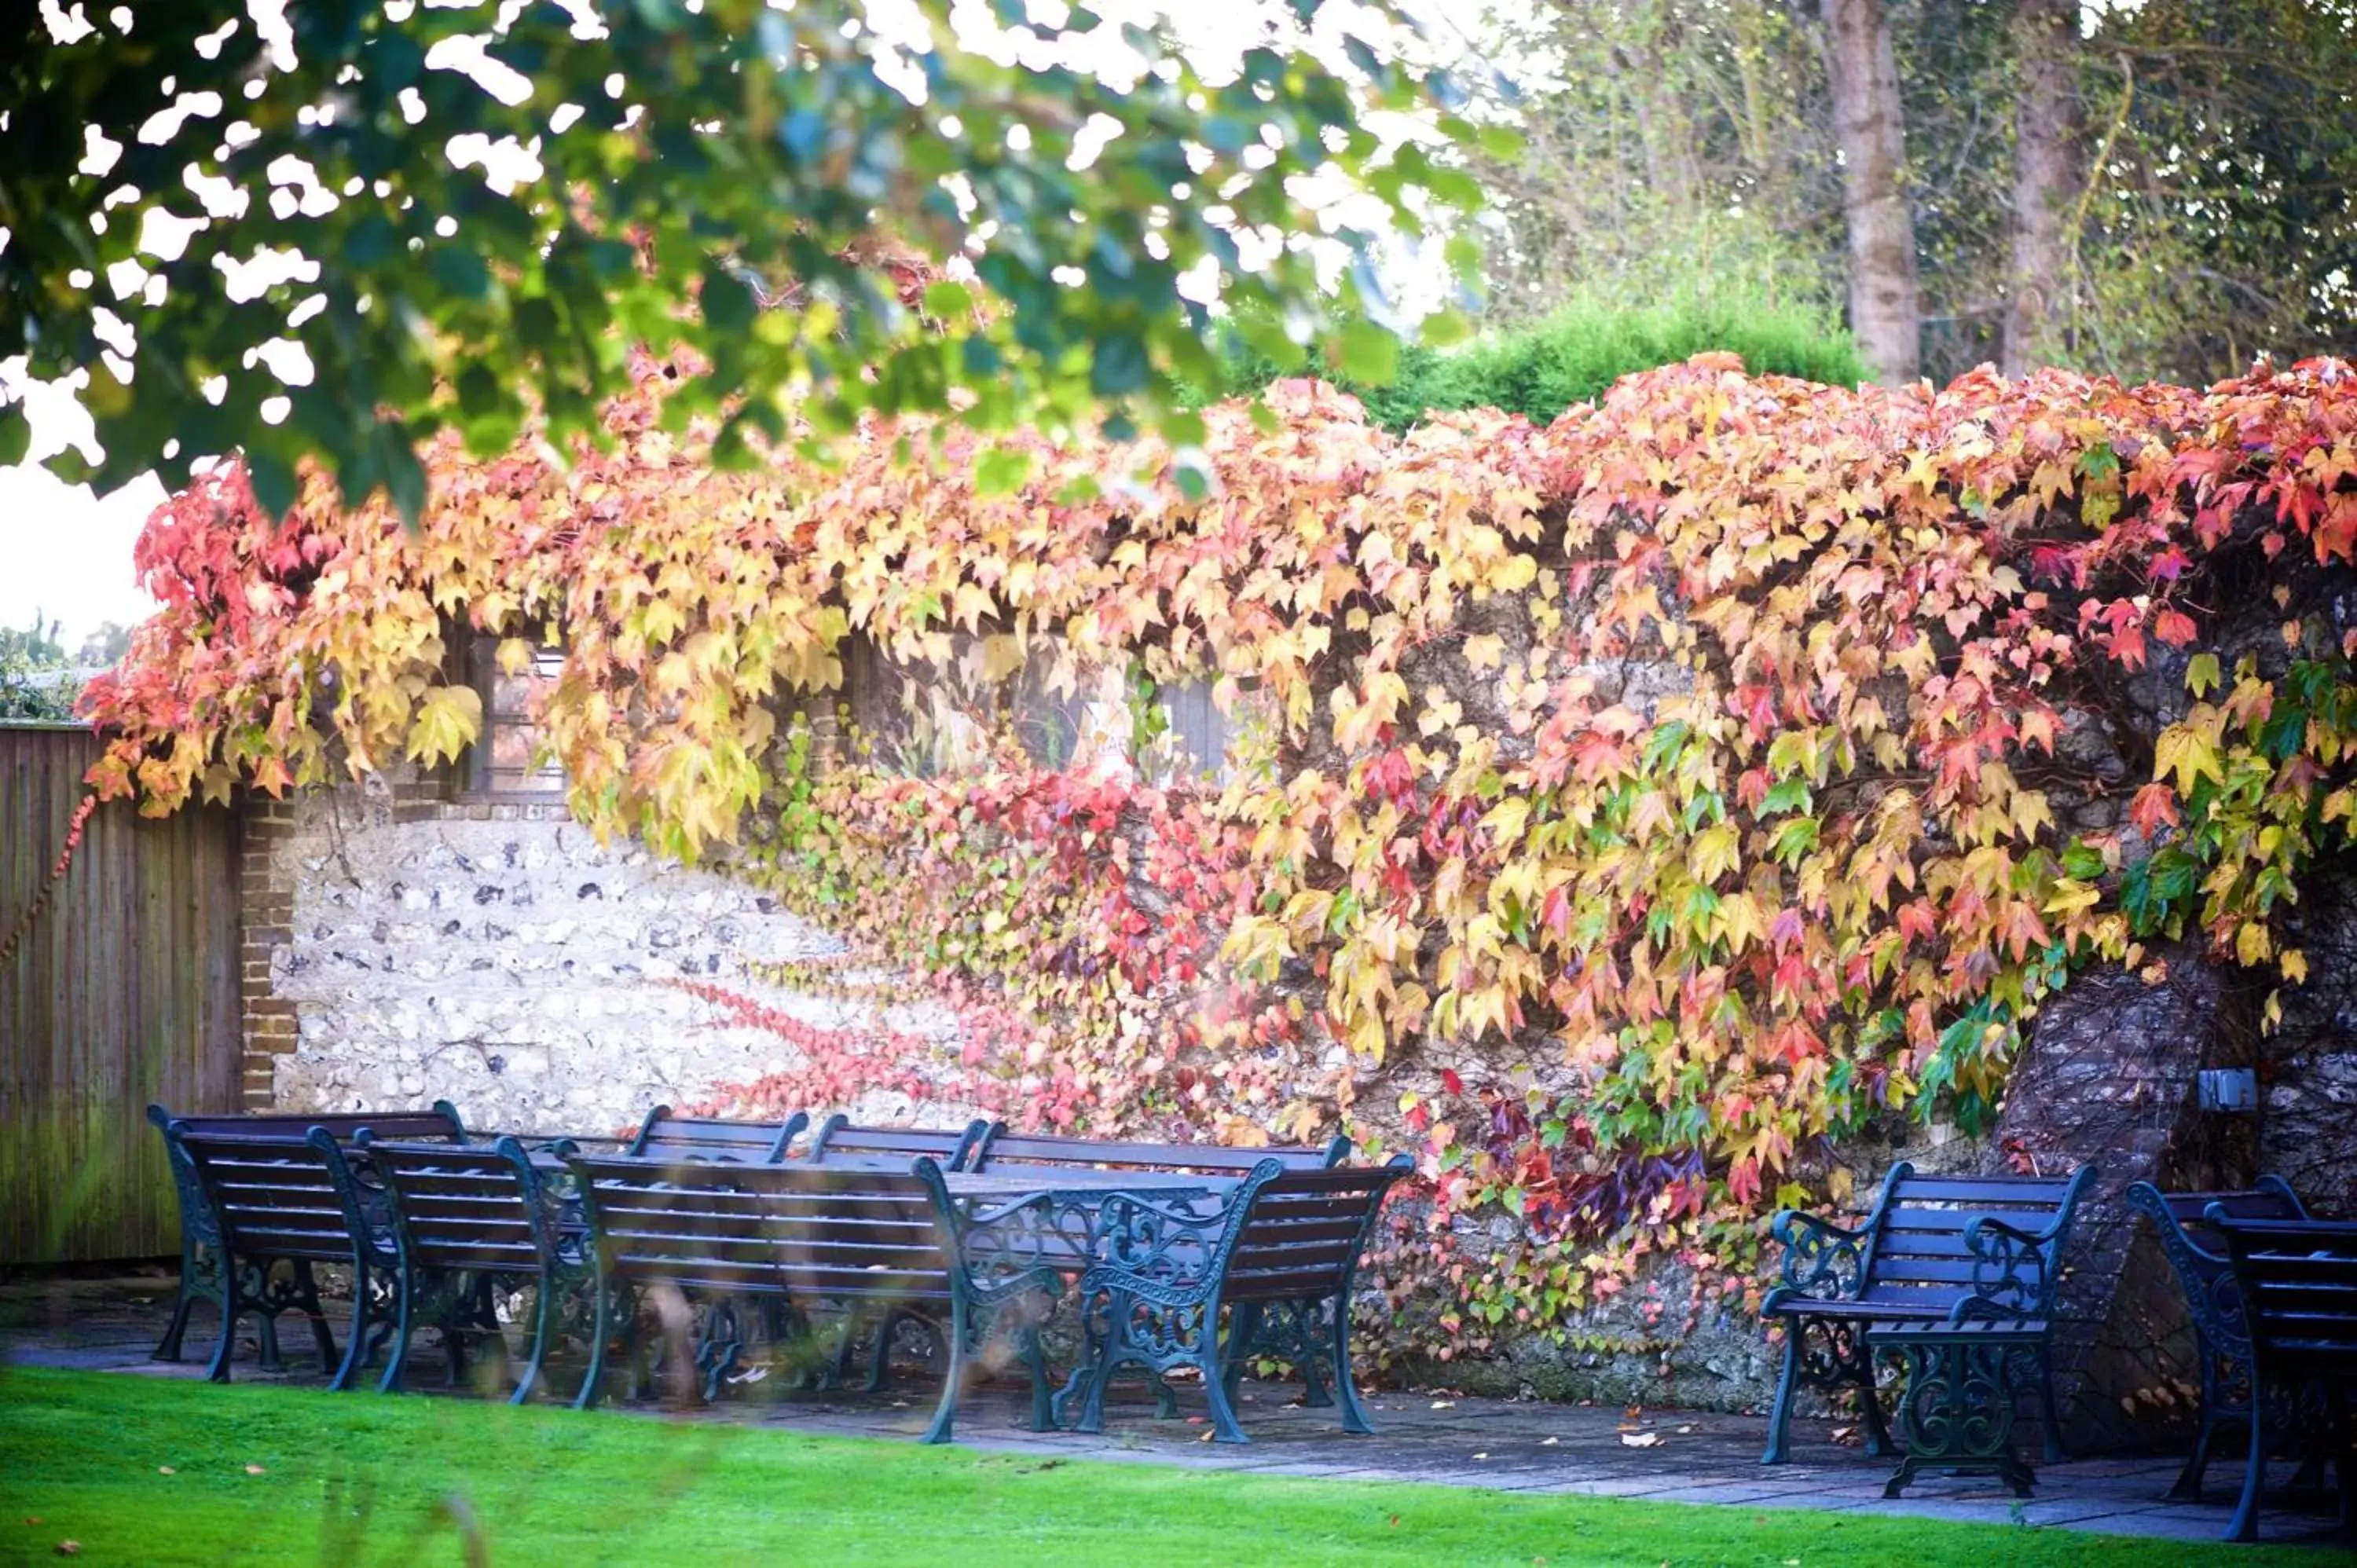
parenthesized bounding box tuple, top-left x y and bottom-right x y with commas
(923, 1182, 1075, 1307)
(1769, 1209, 1871, 1300)
(1956, 1214, 2060, 1317)
(1085, 1189, 1239, 1288)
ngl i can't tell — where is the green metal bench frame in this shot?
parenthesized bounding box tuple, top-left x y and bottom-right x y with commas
(1865, 1315, 2051, 1497)
(171, 1126, 395, 1389)
(363, 1133, 592, 1403)
(1760, 1161, 2095, 1465)
(2126, 1176, 2313, 1502)
(1064, 1155, 1410, 1443)
(151, 1103, 461, 1370)
(973, 1127, 1352, 1412)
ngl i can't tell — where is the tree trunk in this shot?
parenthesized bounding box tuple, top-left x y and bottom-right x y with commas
(2003, 0, 2077, 376)
(1824, 0, 1919, 385)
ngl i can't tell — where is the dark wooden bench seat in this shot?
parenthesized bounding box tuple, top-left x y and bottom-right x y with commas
(2127, 1176, 2315, 1501)
(148, 1102, 464, 1368)
(2212, 1214, 2357, 1542)
(362, 1134, 590, 1403)
(973, 1127, 1353, 1409)
(170, 1127, 394, 1389)
(1063, 1156, 1410, 1443)
(566, 1152, 1060, 1442)
(1760, 1161, 2095, 1465)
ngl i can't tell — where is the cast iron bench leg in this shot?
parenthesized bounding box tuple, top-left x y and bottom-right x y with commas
(1884, 1335, 2035, 1500)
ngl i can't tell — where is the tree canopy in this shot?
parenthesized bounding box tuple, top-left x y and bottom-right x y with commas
(1457, 0, 2357, 387)
(2, 0, 1477, 521)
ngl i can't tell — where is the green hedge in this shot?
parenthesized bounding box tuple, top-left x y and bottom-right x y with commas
(1193, 294, 1866, 433)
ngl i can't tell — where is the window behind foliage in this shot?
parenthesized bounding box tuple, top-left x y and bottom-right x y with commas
(462, 634, 566, 797)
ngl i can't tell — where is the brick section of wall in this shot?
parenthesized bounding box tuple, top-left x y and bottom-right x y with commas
(236, 798, 299, 1106)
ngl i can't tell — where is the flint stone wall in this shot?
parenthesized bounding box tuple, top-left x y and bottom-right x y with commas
(238, 767, 2340, 1434)
(246, 774, 965, 1135)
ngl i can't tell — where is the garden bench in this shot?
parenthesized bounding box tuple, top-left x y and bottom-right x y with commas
(361, 1134, 591, 1402)
(170, 1127, 394, 1389)
(2212, 1214, 2357, 1542)
(973, 1128, 1354, 1409)
(148, 1102, 463, 1367)
(804, 1115, 990, 1170)
(627, 1105, 808, 1163)
(1063, 1156, 1411, 1443)
(1759, 1160, 2095, 1465)
(2126, 1176, 2315, 1501)
(566, 1152, 1061, 1440)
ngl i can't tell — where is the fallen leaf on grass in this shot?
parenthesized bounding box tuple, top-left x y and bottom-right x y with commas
(55, 1544, 80, 1557)
(1387, 1515, 1400, 1529)
(1618, 1431, 1664, 1449)
(244, 1465, 267, 1475)
(157, 1467, 175, 1475)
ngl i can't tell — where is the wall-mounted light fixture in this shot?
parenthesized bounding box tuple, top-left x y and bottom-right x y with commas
(2196, 1067, 2259, 1113)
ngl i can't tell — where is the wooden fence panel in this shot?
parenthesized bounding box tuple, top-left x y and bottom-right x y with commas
(1, 723, 241, 1263)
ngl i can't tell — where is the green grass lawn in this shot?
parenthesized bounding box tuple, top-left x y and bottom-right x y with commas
(0, 1367, 2311, 1567)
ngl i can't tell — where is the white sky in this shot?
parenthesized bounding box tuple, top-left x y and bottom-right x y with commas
(0, 375, 163, 645)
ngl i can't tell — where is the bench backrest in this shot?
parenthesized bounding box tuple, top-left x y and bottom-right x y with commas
(150, 1101, 465, 1145)
(2137, 1175, 2310, 1256)
(805, 1115, 988, 1171)
(365, 1135, 555, 1275)
(175, 1127, 368, 1265)
(570, 1152, 952, 1303)
(1857, 1163, 2096, 1317)
(626, 1105, 808, 1163)
(2216, 1217, 2357, 1383)
(973, 1127, 1348, 1177)
(1219, 1157, 1411, 1304)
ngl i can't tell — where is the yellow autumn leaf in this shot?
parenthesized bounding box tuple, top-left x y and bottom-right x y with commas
(1688, 822, 1741, 885)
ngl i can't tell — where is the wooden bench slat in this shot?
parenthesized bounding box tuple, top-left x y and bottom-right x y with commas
(1888, 1176, 2082, 1204)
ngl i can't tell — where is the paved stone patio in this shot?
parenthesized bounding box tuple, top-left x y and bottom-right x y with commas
(3, 1272, 2346, 1550)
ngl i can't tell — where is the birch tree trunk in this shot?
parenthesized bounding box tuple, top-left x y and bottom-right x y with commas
(2003, 0, 2078, 376)
(1824, 0, 1920, 384)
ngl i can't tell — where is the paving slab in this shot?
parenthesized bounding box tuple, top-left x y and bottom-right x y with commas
(3, 1273, 2348, 1550)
